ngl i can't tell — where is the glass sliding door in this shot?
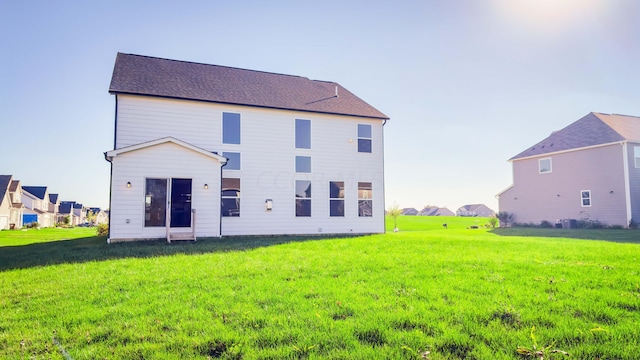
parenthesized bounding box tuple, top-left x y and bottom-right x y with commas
(170, 178, 192, 227)
(145, 178, 167, 227)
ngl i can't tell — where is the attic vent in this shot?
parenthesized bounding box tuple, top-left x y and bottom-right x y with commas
(335, 86, 339, 97)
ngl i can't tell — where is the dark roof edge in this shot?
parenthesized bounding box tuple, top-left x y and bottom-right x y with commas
(109, 91, 390, 120)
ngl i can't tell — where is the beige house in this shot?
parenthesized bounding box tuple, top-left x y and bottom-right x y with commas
(498, 112, 640, 227)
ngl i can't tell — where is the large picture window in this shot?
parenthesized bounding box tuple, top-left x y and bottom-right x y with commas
(295, 180, 311, 217)
(295, 119, 311, 149)
(223, 112, 241, 144)
(358, 124, 372, 153)
(358, 182, 372, 217)
(145, 178, 167, 227)
(329, 181, 344, 217)
(222, 178, 240, 217)
(539, 158, 552, 173)
(581, 190, 591, 207)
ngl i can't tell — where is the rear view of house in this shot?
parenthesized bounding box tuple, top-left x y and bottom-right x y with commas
(498, 112, 640, 227)
(105, 53, 389, 242)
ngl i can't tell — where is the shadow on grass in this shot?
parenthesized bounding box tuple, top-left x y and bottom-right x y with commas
(0, 235, 348, 272)
(490, 227, 640, 244)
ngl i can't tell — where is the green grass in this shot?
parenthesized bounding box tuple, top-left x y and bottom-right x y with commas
(1, 218, 639, 359)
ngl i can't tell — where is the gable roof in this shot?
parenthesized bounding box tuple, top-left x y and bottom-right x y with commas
(49, 193, 59, 204)
(0, 175, 12, 206)
(22, 186, 48, 200)
(110, 53, 389, 120)
(105, 136, 228, 163)
(59, 202, 74, 214)
(510, 112, 640, 160)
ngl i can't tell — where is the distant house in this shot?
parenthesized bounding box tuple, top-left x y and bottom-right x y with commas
(0, 175, 12, 229)
(49, 193, 60, 223)
(498, 112, 640, 227)
(418, 206, 455, 216)
(87, 207, 108, 225)
(402, 207, 419, 216)
(104, 53, 388, 242)
(8, 179, 24, 229)
(21, 186, 54, 227)
(456, 204, 495, 217)
(58, 201, 76, 225)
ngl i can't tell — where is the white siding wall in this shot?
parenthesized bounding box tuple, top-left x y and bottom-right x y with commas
(499, 144, 628, 226)
(109, 142, 223, 241)
(114, 94, 385, 236)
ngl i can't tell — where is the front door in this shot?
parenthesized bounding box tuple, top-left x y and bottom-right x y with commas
(170, 178, 192, 228)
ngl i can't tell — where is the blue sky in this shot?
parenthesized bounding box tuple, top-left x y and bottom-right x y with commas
(2, 0, 639, 212)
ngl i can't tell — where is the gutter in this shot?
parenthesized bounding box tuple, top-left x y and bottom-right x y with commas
(219, 158, 228, 238)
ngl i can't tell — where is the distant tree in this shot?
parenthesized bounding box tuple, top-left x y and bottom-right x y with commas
(86, 210, 96, 225)
(387, 203, 403, 232)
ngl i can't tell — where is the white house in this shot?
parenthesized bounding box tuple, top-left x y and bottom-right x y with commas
(21, 186, 54, 227)
(105, 53, 389, 242)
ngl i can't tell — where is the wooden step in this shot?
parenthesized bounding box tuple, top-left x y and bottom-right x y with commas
(168, 232, 196, 242)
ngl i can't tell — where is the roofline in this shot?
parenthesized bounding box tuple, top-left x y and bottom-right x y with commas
(105, 136, 228, 163)
(110, 91, 390, 121)
(509, 140, 627, 162)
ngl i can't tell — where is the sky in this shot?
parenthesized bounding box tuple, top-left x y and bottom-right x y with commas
(2, 0, 640, 212)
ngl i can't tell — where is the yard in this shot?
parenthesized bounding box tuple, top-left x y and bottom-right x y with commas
(1, 218, 639, 359)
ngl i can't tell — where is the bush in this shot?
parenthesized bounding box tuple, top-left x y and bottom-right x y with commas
(487, 217, 498, 228)
(96, 223, 109, 236)
(540, 220, 553, 228)
(496, 212, 514, 227)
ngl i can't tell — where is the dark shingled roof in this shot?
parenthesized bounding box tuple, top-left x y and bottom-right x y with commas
(110, 53, 389, 120)
(0, 175, 12, 206)
(49, 193, 59, 204)
(22, 186, 47, 200)
(510, 112, 640, 160)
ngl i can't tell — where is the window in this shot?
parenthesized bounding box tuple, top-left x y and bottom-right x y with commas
(539, 158, 552, 173)
(145, 178, 167, 227)
(223, 112, 241, 144)
(635, 146, 640, 168)
(358, 124, 372, 153)
(358, 182, 372, 217)
(581, 190, 591, 207)
(223, 152, 241, 170)
(295, 180, 311, 217)
(329, 181, 344, 217)
(222, 178, 240, 216)
(295, 119, 311, 149)
(295, 156, 311, 173)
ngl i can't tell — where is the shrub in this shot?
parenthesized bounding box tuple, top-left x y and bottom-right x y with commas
(496, 212, 514, 227)
(96, 223, 109, 236)
(487, 217, 498, 228)
(540, 220, 553, 228)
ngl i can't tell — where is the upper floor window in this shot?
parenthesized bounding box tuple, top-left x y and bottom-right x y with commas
(295, 180, 311, 217)
(358, 182, 372, 217)
(295, 156, 311, 173)
(358, 124, 372, 153)
(295, 119, 311, 149)
(223, 112, 241, 144)
(634, 146, 640, 168)
(223, 152, 241, 170)
(539, 158, 552, 173)
(329, 181, 344, 217)
(222, 178, 240, 217)
(581, 190, 591, 207)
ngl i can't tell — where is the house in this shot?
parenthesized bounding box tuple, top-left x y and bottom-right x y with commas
(87, 207, 108, 225)
(8, 179, 24, 229)
(456, 204, 495, 217)
(105, 53, 389, 242)
(73, 203, 86, 225)
(0, 175, 12, 229)
(498, 112, 640, 227)
(48, 193, 60, 223)
(418, 206, 455, 216)
(21, 186, 54, 227)
(401, 207, 419, 216)
(58, 201, 76, 225)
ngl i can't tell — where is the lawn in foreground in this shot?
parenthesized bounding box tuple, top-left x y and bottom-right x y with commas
(1, 219, 639, 359)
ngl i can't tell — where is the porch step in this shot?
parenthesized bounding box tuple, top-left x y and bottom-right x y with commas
(168, 232, 196, 242)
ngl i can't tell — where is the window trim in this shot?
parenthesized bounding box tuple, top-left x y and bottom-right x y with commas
(357, 124, 372, 153)
(357, 181, 373, 217)
(634, 146, 640, 168)
(222, 112, 241, 145)
(539, 157, 552, 174)
(295, 156, 312, 173)
(580, 190, 591, 207)
(144, 178, 168, 227)
(295, 180, 312, 217)
(329, 181, 345, 217)
(222, 151, 241, 171)
(221, 178, 241, 217)
(295, 119, 311, 149)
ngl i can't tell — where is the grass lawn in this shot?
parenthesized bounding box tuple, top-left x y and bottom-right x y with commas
(1, 218, 639, 359)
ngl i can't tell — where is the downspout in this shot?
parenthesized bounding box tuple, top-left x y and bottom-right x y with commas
(105, 95, 118, 244)
(382, 118, 387, 234)
(621, 142, 632, 227)
(219, 158, 228, 238)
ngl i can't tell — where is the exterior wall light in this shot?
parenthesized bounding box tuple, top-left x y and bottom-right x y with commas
(265, 199, 273, 211)
(126, 182, 131, 188)
(204, 184, 209, 190)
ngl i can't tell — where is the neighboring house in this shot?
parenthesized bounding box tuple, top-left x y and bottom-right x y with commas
(21, 186, 54, 227)
(8, 179, 24, 229)
(73, 203, 86, 225)
(418, 206, 455, 216)
(58, 201, 76, 225)
(498, 112, 640, 227)
(105, 53, 389, 242)
(456, 204, 495, 217)
(87, 207, 108, 225)
(49, 193, 60, 224)
(0, 176, 12, 229)
(402, 207, 419, 216)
